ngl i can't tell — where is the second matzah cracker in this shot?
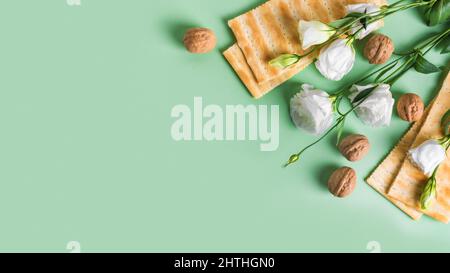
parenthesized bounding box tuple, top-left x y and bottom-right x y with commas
(366, 106, 434, 220)
(388, 73, 450, 223)
(227, 0, 386, 84)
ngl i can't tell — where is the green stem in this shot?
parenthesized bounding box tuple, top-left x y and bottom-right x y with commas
(423, 29, 450, 54)
(383, 56, 417, 85)
(331, 56, 404, 98)
(285, 116, 345, 167)
(388, 0, 411, 8)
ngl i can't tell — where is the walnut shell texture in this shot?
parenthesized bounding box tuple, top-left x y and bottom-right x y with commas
(397, 93, 424, 122)
(183, 28, 216, 54)
(328, 167, 357, 198)
(338, 134, 371, 162)
(363, 34, 394, 65)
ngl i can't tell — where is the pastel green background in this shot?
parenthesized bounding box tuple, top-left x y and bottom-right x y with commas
(0, 0, 448, 253)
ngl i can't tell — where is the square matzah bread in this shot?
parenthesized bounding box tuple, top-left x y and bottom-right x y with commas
(387, 73, 450, 223)
(227, 0, 386, 85)
(366, 106, 434, 220)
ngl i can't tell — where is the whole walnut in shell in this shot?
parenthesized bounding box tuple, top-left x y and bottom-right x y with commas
(183, 28, 216, 54)
(338, 134, 371, 162)
(397, 93, 424, 122)
(328, 167, 357, 198)
(364, 34, 394, 64)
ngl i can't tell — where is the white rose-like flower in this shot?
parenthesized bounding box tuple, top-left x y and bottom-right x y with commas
(298, 20, 335, 50)
(348, 84, 394, 127)
(290, 84, 334, 136)
(315, 39, 355, 81)
(346, 4, 384, 40)
(409, 140, 447, 176)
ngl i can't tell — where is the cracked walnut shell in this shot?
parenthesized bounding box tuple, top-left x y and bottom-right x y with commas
(328, 167, 357, 198)
(183, 28, 216, 54)
(338, 134, 371, 162)
(364, 34, 394, 64)
(397, 93, 424, 122)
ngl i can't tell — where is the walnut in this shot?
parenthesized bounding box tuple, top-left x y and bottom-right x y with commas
(328, 167, 357, 198)
(183, 28, 216, 54)
(338, 134, 371, 162)
(363, 34, 395, 64)
(397, 93, 425, 122)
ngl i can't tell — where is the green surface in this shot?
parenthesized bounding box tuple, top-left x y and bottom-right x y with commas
(0, 0, 449, 253)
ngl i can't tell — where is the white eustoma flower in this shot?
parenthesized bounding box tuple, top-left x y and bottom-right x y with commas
(346, 4, 384, 40)
(348, 84, 395, 127)
(290, 84, 334, 136)
(298, 20, 335, 50)
(315, 39, 355, 81)
(409, 140, 447, 176)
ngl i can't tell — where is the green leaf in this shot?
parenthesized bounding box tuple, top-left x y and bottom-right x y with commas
(345, 12, 366, 18)
(344, 9, 370, 29)
(269, 54, 301, 69)
(361, 8, 369, 29)
(414, 54, 441, 74)
(424, 3, 432, 23)
(328, 18, 352, 29)
(352, 86, 377, 104)
(427, 0, 450, 26)
(360, 17, 369, 30)
(439, 34, 450, 54)
(442, 109, 450, 135)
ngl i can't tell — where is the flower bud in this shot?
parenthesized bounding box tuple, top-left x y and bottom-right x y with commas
(420, 175, 437, 210)
(285, 154, 300, 167)
(269, 54, 301, 69)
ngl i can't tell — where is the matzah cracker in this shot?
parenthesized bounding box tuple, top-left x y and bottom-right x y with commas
(223, 44, 314, 98)
(388, 73, 450, 223)
(227, 0, 386, 85)
(366, 106, 434, 220)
